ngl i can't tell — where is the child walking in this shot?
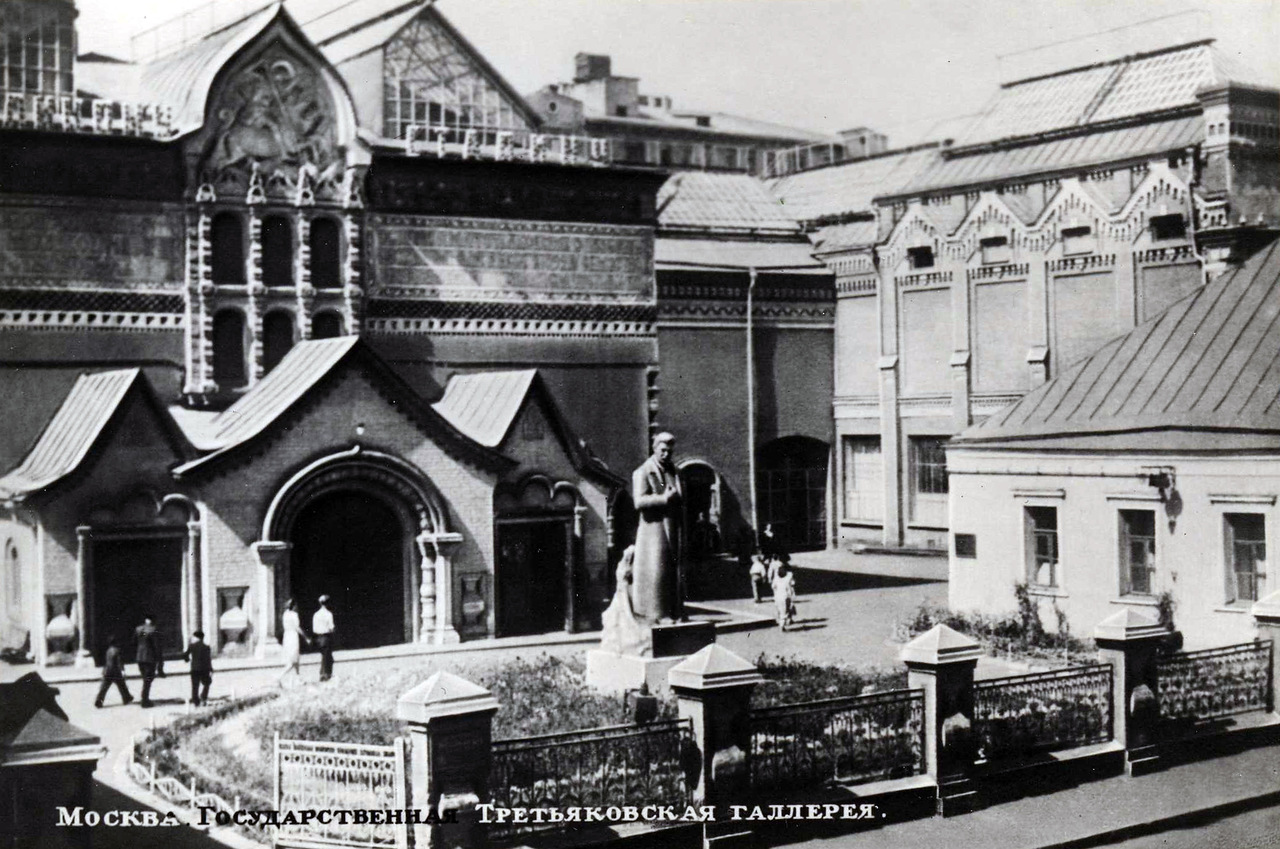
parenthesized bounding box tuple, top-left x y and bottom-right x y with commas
(771, 562, 796, 631)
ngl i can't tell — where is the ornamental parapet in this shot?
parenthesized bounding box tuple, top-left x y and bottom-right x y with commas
(1, 93, 177, 139)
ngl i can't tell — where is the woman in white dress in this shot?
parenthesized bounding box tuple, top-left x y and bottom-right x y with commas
(278, 599, 310, 688)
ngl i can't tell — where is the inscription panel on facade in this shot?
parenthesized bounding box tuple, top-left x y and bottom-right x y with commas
(0, 205, 183, 287)
(368, 214, 653, 301)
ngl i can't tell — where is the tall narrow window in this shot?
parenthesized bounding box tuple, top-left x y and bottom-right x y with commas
(911, 438, 949, 495)
(311, 311, 343, 340)
(1119, 510, 1156, 595)
(309, 218, 342, 290)
(260, 216, 293, 288)
(262, 310, 295, 375)
(212, 309, 248, 388)
(1224, 513, 1266, 605)
(211, 213, 245, 284)
(841, 436, 883, 522)
(1025, 506, 1059, 588)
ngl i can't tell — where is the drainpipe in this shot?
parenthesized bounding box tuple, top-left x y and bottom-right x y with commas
(747, 267, 759, 547)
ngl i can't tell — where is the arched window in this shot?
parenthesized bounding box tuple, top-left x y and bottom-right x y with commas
(262, 310, 296, 374)
(212, 309, 248, 388)
(311, 311, 343, 340)
(260, 216, 294, 288)
(309, 218, 342, 290)
(211, 212, 245, 284)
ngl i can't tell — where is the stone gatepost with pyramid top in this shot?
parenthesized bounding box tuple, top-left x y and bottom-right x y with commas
(398, 671, 500, 849)
(1094, 608, 1172, 776)
(901, 624, 982, 816)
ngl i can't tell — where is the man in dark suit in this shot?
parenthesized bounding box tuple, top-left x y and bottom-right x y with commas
(134, 614, 164, 708)
(182, 630, 213, 707)
(94, 634, 133, 708)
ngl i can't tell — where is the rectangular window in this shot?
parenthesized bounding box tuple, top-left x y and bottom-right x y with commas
(1150, 213, 1187, 241)
(907, 246, 934, 269)
(1224, 513, 1266, 605)
(841, 436, 883, 522)
(980, 235, 1011, 264)
(1119, 509, 1156, 595)
(1061, 225, 1095, 255)
(911, 437, 949, 495)
(1025, 506, 1059, 587)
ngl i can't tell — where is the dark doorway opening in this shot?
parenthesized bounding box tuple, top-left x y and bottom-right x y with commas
(757, 436, 829, 552)
(680, 464, 721, 560)
(92, 536, 183, 664)
(289, 490, 408, 650)
(496, 520, 568, 637)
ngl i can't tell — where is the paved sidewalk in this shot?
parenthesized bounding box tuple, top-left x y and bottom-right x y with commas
(782, 739, 1280, 849)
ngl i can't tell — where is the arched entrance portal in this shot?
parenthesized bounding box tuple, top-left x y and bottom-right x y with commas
(679, 462, 722, 560)
(289, 490, 407, 649)
(757, 436, 829, 552)
(261, 448, 453, 651)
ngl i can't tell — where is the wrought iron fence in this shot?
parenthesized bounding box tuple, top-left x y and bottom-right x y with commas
(275, 736, 407, 849)
(1156, 640, 1273, 723)
(488, 719, 694, 840)
(973, 664, 1112, 761)
(749, 689, 925, 792)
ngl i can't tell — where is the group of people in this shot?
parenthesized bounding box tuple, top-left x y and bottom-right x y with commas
(94, 595, 337, 708)
(749, 549, 797, 631)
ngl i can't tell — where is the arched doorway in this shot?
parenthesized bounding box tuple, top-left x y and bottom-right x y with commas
(678, 462, 722, 560)
(494, 476, 583, 637)
(757, 436, 829, 552)
(288, 489, 407, 649)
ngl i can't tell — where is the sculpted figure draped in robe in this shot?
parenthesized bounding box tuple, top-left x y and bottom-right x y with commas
(630, 432, 683, 623)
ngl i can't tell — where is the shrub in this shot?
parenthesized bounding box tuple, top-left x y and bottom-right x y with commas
(751, 655, 907, 707)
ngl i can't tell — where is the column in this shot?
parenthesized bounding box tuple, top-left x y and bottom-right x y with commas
(295, 213, 314, 341)
(74, 527, 93, 667)
(246, 209, 265, 383)
(1094, 608, 1170, 775)
(878, 355, 902, 547)
(1251, 590, 1280, 714)
(423, 533, 463, 645)
(669, 645, 763, 813)
(415, 532, 435, 643)
(568, 506, 588, 633)
(250, 541, 291, 658)
(901, 624, 981, 815)
(397, 671, 499, 849)
(186, 520, 202, 634)
(1027, 259, 1049, 387)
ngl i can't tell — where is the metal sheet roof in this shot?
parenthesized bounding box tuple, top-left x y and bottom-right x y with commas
(431, 370, 537, 448)
(658, 172, 800, 233)
(0, 369, 140, 499)
(766, 145, 940, 222)
(955, 240, 1280, 447)
(655, 238, 824, 272)
(896, 113, 1203, 197)
(318, 3, 424, 65)
(810, 219, 879, 254)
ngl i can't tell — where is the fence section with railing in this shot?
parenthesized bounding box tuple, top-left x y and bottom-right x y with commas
(973, 664, 1113, 761)
(1156, 640, 1273, 723)
(488, 719, 694, 841)
(748, 689, 925, 793)
(275, 736, 408, 849)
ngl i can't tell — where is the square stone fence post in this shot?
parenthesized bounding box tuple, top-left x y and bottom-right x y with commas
(668, 645, 763, 814)
(1252, 589, 1280, 714)
(398, 672, 499, 849)
(901, 624, 982, 816)
(1093, 608, 1171, 776)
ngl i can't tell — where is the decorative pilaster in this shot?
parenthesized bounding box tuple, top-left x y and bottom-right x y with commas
(950, 350, 971, 430)
(1094, 608, 1170, 775)
(901, 624, 982, 815)
(878, 354, 903, 547)
(296, 213, 314, 340)
(246, 210, 265, 383)
(186, 209, 216, 397)
(250, 541, 290, 658)
(74, 526, 93, 667)
(186, 520, 202, 634)
(342, 210, 363, 336)
(418, 532, 463, 644)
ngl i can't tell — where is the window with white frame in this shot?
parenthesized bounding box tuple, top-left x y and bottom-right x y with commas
(1025, 506, 1059, 588)
(841, 436, 883, 522)
(1119, 509, 1156, 595)
(911, 437, 949, 495)
(1224, 513, 1266, 605)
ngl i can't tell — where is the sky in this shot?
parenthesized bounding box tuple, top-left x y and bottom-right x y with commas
(73, 0, 1280, 145)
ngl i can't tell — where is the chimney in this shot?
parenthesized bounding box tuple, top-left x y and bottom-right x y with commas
(574, 53, 612, 83)
(838, 127, 888, 159)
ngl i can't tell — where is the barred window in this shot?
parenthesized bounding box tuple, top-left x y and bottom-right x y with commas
(0, 3, 74, 95)
(911, 437, 948, 495)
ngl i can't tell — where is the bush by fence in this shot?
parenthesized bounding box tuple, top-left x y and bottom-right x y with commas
(973, 665, 1113, 761)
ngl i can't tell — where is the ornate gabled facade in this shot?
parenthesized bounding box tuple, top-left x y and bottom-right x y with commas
(769, 38, 1280, 550)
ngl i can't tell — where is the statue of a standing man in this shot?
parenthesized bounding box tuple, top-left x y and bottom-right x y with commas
(630, 432, 683, 623)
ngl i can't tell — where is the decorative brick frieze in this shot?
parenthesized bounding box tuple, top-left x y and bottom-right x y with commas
(1047, 254, 1117, 273)
(0, 310, 183, 331)
(0, 289, 183, 313)
(837, 277, 877, 296)
(969, 263, 1030, 282)
(896, 271, 952, 289)
(365, 317, 655, 337)
(1134, 245, 1196, 265)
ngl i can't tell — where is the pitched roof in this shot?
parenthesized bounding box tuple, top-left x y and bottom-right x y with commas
(0, 369, 151, 500)
(766, 144, 941, 223)
(0, 674, 102, 759)
(658, 172, 800, 233)
(654, 237, 825, 272)
(174, 337, 512, 477)
(954, 40, 1274, 149)
(432, 369, 624, 486)
(955, 240, 1280, 448)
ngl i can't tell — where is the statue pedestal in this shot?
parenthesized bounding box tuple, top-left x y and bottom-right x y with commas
(586, 621, 717, 696)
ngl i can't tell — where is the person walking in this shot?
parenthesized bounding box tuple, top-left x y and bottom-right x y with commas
(278, 599, 310, 688)
(183, 630, 213, 707)
(94, 635, 132, 708)
(312, 595, 335, 682)
(134, 614, 164, 708)
(749, 553, 768, 603)
(771, 562, 796, 631)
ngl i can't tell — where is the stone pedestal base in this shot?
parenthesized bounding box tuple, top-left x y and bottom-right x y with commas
(74, 650, 96, 669)
(434, 627, 461, 645)
(586, 650, 686, 695)
(651, 621, 715, 657)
